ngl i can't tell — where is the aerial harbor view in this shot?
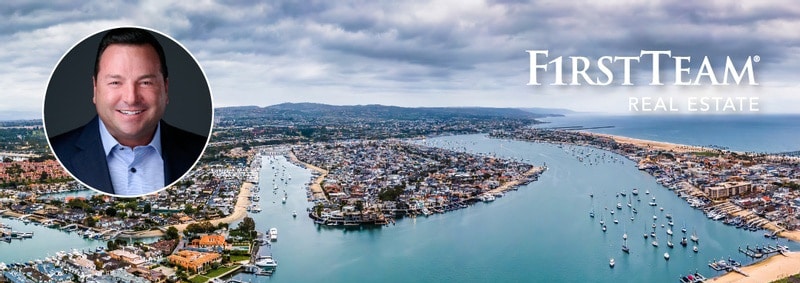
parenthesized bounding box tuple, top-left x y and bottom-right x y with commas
(4, 1, 800, 283)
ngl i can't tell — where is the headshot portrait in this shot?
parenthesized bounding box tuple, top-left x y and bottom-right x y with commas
(44, 27, 213, 197)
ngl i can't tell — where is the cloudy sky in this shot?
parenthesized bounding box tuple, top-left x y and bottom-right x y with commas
(2, 0, 800, 119)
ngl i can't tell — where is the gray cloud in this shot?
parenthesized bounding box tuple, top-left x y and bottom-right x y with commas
(1, 0, 799, 118)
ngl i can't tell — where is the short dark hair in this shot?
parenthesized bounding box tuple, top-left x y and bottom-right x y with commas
(93, 27, 168, 80)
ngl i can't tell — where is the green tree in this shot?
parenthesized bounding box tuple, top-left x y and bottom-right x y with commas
(236, 217, 256, 234)
(143, 203, 152, 213)
(67, 198, 90, 210)
(84, 216, 96, 227)
(105, 207, 117, 217)
(165, 226, 179, 240)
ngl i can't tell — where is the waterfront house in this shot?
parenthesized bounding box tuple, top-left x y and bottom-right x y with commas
(189, 234, 228, 252)
(167, 250, 221, 273)
(108, 249, 147, 267)
(704, 181, 754, 200)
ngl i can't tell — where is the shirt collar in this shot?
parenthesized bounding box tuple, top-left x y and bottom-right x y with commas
(98, 118, 163, 156)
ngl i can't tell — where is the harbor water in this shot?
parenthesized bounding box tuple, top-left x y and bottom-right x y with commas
(0, 216, 105, 264)
(1, 115, 797, 282)
(232, 133, 799, 282)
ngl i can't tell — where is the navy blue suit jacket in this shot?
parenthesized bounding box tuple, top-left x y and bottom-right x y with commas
(50, 116, 207, 195)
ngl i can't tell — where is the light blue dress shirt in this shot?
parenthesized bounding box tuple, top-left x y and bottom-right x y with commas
(99, 119, 165, 196)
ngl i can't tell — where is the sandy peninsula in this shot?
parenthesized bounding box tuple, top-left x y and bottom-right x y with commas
(592, 133, 708, 153)
(709, 251, 800, 283)
(123, 182, 254, 238)
(287, 151, 328, 201)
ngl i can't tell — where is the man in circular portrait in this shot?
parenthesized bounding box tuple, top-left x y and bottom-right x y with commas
(45, 27, 212, 197)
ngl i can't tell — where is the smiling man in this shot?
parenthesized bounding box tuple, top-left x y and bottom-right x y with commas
(50, 27, 207, 197)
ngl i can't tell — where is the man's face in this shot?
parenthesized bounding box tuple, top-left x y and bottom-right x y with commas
(93, 44, 168, 147)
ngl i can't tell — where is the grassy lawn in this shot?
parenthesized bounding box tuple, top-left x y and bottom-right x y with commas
(231, 255, 250, 262)
(205, 265, 238, 278)
(189, 275, 210, 283)
(187, 265, 239, 283)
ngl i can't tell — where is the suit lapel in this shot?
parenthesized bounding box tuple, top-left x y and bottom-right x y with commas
(71, 117, 114, 194)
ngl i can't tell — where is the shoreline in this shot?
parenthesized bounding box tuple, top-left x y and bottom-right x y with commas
(487, 166, 546, 195)
(287, 151, 329, 202)
(124, 181, 254, 238)
(708, 251, 800, 283)
(592, 133, 709, 154)
(587, 132, 800, 282)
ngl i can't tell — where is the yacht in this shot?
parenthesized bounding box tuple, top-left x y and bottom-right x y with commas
(255, 255, 278, 268)
(664, 252, 670, 260)
(609, 258, 615, 268)
(632, 188, 639, 195)
(690, 231, 699, 243)
(693, 245, 699, 253)
(268, 228, 278, 241)
(292, 211, 297, 218)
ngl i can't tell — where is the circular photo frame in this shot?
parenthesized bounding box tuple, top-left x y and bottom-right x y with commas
(43, 26, 213, 197)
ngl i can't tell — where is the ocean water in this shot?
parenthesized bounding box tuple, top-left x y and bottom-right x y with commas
(232, 129, 799, 283)
(2, 115, 797, 282)
(536, 114, 800, 153)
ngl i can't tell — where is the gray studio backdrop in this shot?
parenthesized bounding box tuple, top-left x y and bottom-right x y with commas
(44, 28, 213, 139)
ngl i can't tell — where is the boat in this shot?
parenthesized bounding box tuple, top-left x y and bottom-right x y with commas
(680, 237, 688, 247)
(693, 245, 698, 253)
(645, 190, 650, 194)
(589, 210, 595, 218)
(602, 225, 607, 232)
(664, 252, 670, 260)
(690, 230, 699, 243)
(268, 228, 278, 241)
(292, 211, 297, 218)
(613, 219, 618, 224)
(609, 258, 615, 268)
(667, 239, 674, 248)
(632, 188, 639, 195)
(617, 203, 622, 209)
(282, 197, 287, 204)
(667, 229, 673, 235)
(255, 255, 278, 268)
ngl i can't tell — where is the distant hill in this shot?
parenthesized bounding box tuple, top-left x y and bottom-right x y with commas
(217, 103, 563, 120)
(518, 107, 576, 115)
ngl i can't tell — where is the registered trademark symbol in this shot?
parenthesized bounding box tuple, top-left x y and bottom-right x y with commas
(753, 55, 760, 62)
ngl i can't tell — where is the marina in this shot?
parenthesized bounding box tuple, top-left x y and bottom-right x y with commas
(2, 125, 800, 282)
(222, 134, 800, 283)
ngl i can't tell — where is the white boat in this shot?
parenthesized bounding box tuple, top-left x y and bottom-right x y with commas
(693, 245, 699, 253)
(690, 231, 699, 243)
(292, 211, 297, 218)
(664, 252, 670, 260)
(667, 229, 673, 235)
(282, 197, 287, 204)
(632, 188, 639, 195)
(255, 255, 278, 268)
(616, 203, 622, 209)
(609, 258, 615, 268)
(268, 228, 278, 241)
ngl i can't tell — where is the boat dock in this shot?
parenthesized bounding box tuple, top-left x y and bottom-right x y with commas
(738, 244, 785, 259)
